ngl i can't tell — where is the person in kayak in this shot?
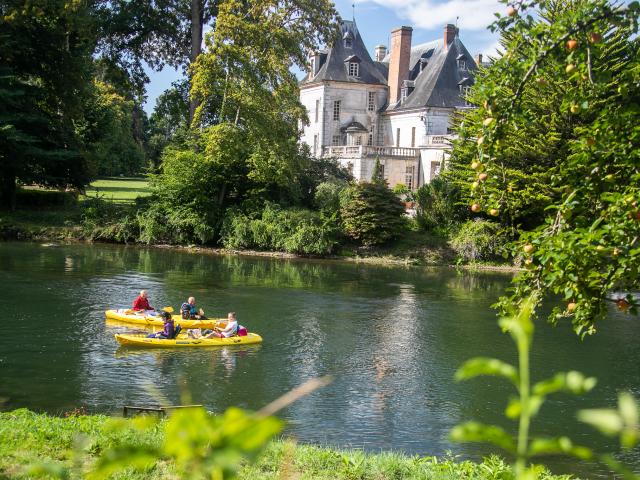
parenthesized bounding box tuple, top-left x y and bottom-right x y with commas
(133, 290, 154, 312)
(146, 311, 178, 339)
(181, 297, 207, 320)
(205, 312, 238, 338)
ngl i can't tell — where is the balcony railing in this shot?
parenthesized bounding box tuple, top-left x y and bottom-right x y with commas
(322, 146, 420, 158)
(321, 135, 455, 158)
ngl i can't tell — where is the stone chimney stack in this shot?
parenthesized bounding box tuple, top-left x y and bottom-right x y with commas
(474, 53, 483, 66)
(444, 24, 457, 49)
(374, 44, 387, 62)
(388, 26, 412, 105)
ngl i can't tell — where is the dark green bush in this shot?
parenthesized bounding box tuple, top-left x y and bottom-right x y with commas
(339, 182, 406, 246)
(15, 188, 77, 208)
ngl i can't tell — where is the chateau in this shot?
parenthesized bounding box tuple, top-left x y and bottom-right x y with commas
(299, 20, 481, 190)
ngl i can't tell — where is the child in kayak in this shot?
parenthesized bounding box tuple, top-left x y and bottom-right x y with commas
(147, 311, 177, 339)
(133, 290, 154, 312)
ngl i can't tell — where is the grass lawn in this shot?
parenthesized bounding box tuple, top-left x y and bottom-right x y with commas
(0, 409, 574, 480)
(84, 176, 151, 203)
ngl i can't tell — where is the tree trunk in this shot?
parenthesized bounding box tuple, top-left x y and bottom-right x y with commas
(189, 0, 204, 122)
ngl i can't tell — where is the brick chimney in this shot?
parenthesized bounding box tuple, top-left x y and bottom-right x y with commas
(444, 24, 457, 49)
(374, 44, 387, 62)
(474, 53, 483, 66)
(388, 26, 412, 105)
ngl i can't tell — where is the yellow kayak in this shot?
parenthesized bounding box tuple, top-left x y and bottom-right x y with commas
(114, 332, 263, 348)
(105, 309, 223, 329)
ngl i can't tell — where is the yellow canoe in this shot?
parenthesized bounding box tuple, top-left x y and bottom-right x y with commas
(114, 332, 263, 348)
(105, 309, 224, 329)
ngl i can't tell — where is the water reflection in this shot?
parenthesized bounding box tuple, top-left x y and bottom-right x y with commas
(0, 242, 638, 477)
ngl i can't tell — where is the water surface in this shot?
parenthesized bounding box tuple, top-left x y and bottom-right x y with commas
(0, 242, 638, 477)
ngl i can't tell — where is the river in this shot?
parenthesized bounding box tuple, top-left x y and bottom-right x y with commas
(0, 242, 638, 477)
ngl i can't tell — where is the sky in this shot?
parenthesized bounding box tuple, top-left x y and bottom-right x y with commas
(142, 0, 505, 115)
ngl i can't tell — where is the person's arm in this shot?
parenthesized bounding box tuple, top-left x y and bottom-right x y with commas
(222, 321, 237, 335)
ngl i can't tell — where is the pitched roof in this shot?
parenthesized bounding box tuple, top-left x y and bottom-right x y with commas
(300, 20, 387, 86)
(388, 36, 478, 111)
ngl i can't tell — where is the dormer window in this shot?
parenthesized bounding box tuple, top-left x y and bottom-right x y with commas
(344, 55, 361, 77)
(457, 53, 467, 70)
(343, 31, 353, 49)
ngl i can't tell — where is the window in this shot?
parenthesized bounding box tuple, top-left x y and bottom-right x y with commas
(347, 162, 354, 175)
(348, 62, 359, 77)
(405, 165, 415, 190)
(355, 135, 362, 146)
(396, 128, 401, 147)
(333, 101, 340, 121)
(401, 88, 408, 102)
(368, 124, 374, 146)
(332, 135, 341, 146)
(379, 164, 385, 179)
(344, 37, 352, 48)
(367, 92, 375, 111)
(315, 99, 319, 123)
(313, 135, 318, 156)
(458, 59, 466, 70)
(411, 127, 416, 148)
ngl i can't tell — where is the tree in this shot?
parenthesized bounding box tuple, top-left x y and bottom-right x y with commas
(455, 0, 640, 334)
(0, 0, 95, 209)
(147, 80, 190, 168)
(340, 182, 406, 246)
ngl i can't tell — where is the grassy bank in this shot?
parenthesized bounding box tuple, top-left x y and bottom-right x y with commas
(1, 179, 511, 268)
(0, 409, 571, 479)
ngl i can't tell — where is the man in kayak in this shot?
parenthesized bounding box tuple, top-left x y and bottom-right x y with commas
(181, 297, 207, 319)
(205, 312, 238, 338)
(133, 290, 154, 312)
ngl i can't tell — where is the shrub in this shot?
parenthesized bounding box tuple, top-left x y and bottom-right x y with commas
(413, 177, 465, 232)
(15, 188, 77, 208)
(221, 204, 339, 255)
(449, 219, 506, 262)
(339, 182, 406, 246)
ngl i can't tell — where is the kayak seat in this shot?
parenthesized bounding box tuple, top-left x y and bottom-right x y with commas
(171, 324, 182, 339)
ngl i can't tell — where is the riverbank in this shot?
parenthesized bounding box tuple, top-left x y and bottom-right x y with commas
(0, 409, 571, 479)
(0, 210, 520, 271)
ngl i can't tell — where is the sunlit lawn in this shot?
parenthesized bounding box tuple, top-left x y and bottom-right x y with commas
(84, 177, 151, 204)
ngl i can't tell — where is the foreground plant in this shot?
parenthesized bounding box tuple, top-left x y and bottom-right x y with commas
(451, 298, 597, 478)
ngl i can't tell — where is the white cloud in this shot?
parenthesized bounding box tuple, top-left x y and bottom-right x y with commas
(357, 0, 502, 31)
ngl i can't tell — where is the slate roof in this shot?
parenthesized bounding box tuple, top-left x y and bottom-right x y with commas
(300, 20, 387, 86)
(386, 36, 478, 111)
(301, 20, 478, 111)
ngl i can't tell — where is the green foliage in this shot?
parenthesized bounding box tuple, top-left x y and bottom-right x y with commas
(450, 219, 506, 262)
(0, 409, 575, 480)
(452, 298, 597, 478)
(340, 182, 406, 246)
(147, 80, 190, 168)
(83, 81, 147, 176)
(221, 204, 339, 255)
(449, 0, 640, 334)
(15, 189, 77, 208)
(0, 0, 95, 208)
(414, 177, 465, 232)
(314, 181, 348, 217)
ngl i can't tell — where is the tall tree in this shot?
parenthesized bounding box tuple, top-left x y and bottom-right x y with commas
(0, 0, 95, 208)
(453, 0, 640, 334)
